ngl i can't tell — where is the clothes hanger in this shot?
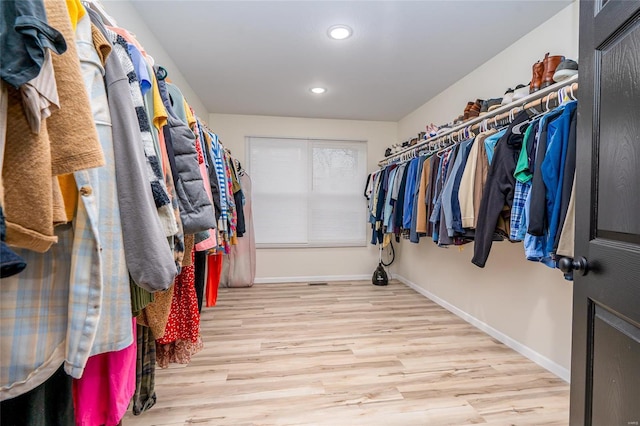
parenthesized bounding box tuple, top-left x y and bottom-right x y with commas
(509, 103, 534, 135)
(511, 119, 530, 135)
(556, 88, 565, 106)
(561, 86, 577, 104)
(436, 140, 456, 158)
(495, 109, 514, 132)
(526, 97, 544, 116)
(465, 125, 476, 140)
(528, 90, 556, 121)
(492, 114, 499, 131)
(435, 135, 450, 155)
(156, 66, 168, 81)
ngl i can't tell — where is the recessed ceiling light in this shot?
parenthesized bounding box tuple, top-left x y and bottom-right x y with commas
(310, 87, 326, 94)
(328, 25, 352, 40)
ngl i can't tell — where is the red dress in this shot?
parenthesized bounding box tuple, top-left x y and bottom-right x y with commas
(156, 250, 203, 368)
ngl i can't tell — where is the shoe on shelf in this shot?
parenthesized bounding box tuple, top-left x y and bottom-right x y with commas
(487, 98, 503, 112)
(553, 59, 578, 82)
(541, 52, 565, 88)
(437, 124, 452, 134)
(512, 83, 530, 101)
(501, 88, 514, 105)
(463, 101, 474, 120)
(468, 99, 484, 119)
(425, 123, 439, 137)
(530, 59, 545, 93)
(479, 100, 489, 115)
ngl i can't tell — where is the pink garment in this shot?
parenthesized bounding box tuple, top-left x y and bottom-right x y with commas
(206, 253, 223, 307)
(192, 114, 217, 251)
(72, 318, 137, 426)
(107, 26, 147, 57)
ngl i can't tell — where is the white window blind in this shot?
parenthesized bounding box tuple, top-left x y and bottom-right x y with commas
(247, 137, 367, 248)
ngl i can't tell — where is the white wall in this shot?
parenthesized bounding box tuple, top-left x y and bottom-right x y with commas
(103, 0, 209, 118)
(399, 1, 580, 141)
(394, 1, 579, 378)
(209, 113, 397, 282)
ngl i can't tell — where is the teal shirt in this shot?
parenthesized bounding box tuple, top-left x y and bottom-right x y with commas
(514, 123, 536, 183)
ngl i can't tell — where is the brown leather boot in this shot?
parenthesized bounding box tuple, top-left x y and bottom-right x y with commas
(468, 99, 483, 119)
(463, 101, 474, 120)
(541, 53, 565, 88)
(530, 60, 545, 93)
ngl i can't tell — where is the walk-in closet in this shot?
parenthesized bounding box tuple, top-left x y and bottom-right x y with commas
(1, 0, 638, 425)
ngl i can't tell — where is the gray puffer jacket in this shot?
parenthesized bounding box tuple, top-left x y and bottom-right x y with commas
(156, 68, 216, 234)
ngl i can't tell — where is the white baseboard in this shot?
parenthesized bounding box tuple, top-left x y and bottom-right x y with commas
(393, 274, 571, 383)
(254, 274, 371, 284)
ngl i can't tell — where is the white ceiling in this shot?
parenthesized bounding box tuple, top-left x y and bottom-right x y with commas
(124, 0, 571, 121)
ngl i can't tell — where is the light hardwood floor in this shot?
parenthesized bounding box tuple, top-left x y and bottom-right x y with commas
(124, 280, 569, 426)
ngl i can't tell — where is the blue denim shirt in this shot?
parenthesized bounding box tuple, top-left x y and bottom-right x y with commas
(402, 158, 420, 229)
(541, 101, 577, 255)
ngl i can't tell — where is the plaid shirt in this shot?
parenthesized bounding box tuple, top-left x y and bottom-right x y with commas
(510, 180, 531, 241)
(0, 226, 73, 400)
(1, 15, 132, 399)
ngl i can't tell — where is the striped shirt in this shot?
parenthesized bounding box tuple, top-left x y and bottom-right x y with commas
(106, 30, 175, 237)
(209, 132, 229, 233)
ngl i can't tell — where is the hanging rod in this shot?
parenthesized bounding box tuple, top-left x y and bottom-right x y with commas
(378, 74, 579, 167)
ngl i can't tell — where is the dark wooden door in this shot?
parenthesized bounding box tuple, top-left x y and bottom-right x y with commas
(571, 1, 640, 424)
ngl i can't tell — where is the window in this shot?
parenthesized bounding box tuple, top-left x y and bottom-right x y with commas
(247, 137, 367, 248)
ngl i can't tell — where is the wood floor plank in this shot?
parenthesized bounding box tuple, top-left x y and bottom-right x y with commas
(124, 280, 569, 425)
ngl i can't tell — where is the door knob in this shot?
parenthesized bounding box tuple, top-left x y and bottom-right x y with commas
(558, 256, 589, 278)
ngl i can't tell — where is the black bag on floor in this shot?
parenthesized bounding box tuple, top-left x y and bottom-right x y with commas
(372, 262, 388, 286)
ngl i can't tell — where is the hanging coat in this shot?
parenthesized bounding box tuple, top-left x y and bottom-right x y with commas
(156, 68, 216, 234)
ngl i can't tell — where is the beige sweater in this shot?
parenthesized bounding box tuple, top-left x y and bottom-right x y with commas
(459, 129, 496, 229)
(46, 0, 104, 176)
(4, 0, 105, 252)
(4, 85, 59, 251)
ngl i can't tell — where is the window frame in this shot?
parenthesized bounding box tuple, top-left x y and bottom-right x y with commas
(246, 136, 368, 249)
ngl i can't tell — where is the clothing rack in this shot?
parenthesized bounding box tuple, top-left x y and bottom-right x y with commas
(379, 74, 579, 167)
